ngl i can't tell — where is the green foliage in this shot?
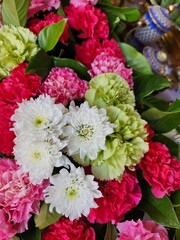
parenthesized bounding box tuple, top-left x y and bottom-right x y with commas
(138, 184, 180, 229)
(34, 202, 61, 230)
(142, 99, 180, 133)
(38, 19, 67, 52)
(98, 3, 141, 22)
(54, 57, 91, 80)
(2, 0, 30, 26)
(25, 50, 54, 79)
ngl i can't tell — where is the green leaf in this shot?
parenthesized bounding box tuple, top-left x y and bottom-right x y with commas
(104, 222, 118, 240)
(138, 184, 180, 229)
(21, 228, 41, 240)
(2, 0, 31, 26)
(98, 4, 141, 22)
(133, 73, 171, 102)
(38, 19, 67, 52)
(53, 57, 91, 80)
(34, 202, 61, 230)
(119, 43, 152, 74)
(142, 96, 169, 111)
(25, 50, 54, 79)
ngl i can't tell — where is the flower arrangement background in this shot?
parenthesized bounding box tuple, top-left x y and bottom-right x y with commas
(0, 0, 180, 239)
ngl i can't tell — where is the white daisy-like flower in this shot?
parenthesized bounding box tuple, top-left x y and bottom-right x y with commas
(13, 138, 70, 184)
(44, 165, 102, 221)
(63, 101, 115, 161)
(11, 95, 68, 141)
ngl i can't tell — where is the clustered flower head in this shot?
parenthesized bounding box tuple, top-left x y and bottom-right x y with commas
(39, 67, 88, 106)
(28, 12, 69, 44)
(140, 141, 180, 198)
(0, 63, 42, 156)
(88, 52, 133, 89)
(41, 216, 96, 240)
(28, 0, 60, 18)
(65, 4, 109, 39)
(87, 173, 142, 223)
(0, 25, 39, 79)
(116, 219, 169, 240)
(76, 38, 125, 68)
(84, 73, 148, 180)
(0, 158, 48, 239)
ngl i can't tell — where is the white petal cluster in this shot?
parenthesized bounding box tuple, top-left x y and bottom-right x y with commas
(63, 101, 115, 161)
(12, 95, 69, 183)
(44, 165, 102, 220)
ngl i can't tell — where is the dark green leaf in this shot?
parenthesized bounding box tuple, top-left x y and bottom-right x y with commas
(142, 96, 169, 111)
(134, 73, 171, 102)
(119, 43, 152, 74)
(98, 4, 141, 22)
(104, 222, 117, 240)
(53, 57, 91, 80)
(2, 0, 30, 26)
(25, 50, 54, 79)
(138, 184, 180, 229)
(21, 228, 41, 240)
(38, 19, 67, 52)
(34, 202, 61, 229)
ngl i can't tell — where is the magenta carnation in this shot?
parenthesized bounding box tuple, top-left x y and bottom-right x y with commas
(70, 0, 98, 7)
(140, 142, 180, 198)
(0, 63, 41, 105)
(116, 219, 169, 240)
(39, 67, 88, 106)
(89, 52, 133, 88)
(65, 4, 109, 39)
(42, 217, 96, 240)
(28, 12, 69, 44)
(87, 173, 142, 224)
(0, 158, 49, 237)
(28, 0, 60, 18)
(75, 38, 125, 68)
(0, 63, 41, 155)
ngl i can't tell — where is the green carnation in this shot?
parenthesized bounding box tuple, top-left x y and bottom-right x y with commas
(83, 106, 149, 180)
(0, 25, 39, 79)
(85, 73, 135, 108)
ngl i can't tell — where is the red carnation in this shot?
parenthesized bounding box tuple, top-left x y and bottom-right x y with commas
(41, 217, 96, 240)
(28, 12, 69, 44)
(65, 4, 109, 39)
(0, 63, 42, 155)
(75, 38, 125, 68)
(140, 142, 180, 198)
(87, 173, 142, 224)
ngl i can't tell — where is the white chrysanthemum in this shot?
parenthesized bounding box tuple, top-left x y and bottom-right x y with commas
(44, 166, 102, 221)
(13, 138, 70, 184)
(11, 95, 68, 141)
(63, 101, 115, 161)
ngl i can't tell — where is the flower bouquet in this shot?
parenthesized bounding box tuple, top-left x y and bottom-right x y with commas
(0, 0, 180, 239)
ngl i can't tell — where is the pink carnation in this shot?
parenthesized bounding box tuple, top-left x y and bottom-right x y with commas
(140, 142, 180, 198)
(0, 209, 16, 240)
(28, 0, 60, 18)
(89, 52, 133, 88)
(0, 158, 49, 236)
(39, 67, 88, 106)
(0, 63, 41, 105)
(42, 217, 96, 240)
(28, 12, 69, 44)
(70, 0, 98, 7)
(65, 4, 109, 39)
(116, 219, 169, 240)
(87, 173, 142, 224)
(75, 38, 125, 68)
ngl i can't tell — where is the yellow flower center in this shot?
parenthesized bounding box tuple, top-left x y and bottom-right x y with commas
(66, 186, 79, 199)
(33, 115, 46, 128)
(77, 124, 94, 139)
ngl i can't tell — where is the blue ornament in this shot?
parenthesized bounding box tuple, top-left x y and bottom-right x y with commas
(135, 5, 172, 45)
